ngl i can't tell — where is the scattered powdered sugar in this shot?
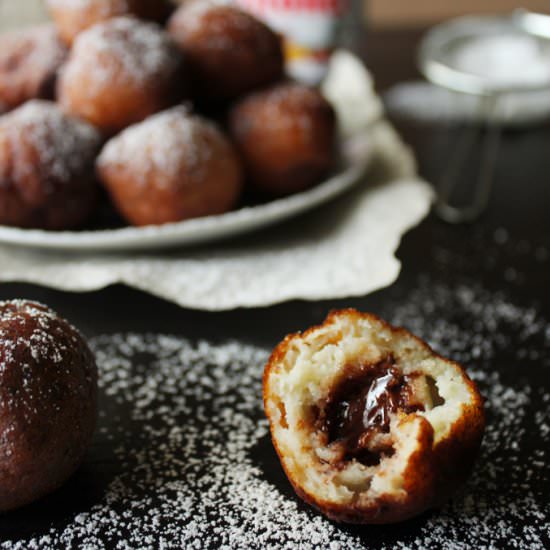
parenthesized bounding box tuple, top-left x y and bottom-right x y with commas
(64, 16, 182, 89)
(98, 107, 222, 186)
(0, 100, 101, 185)
(2, 282, 548, 548)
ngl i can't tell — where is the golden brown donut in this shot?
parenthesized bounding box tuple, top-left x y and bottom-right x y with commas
(228, 82, 336, 196)
(0, 24, 67, 111)
(0, 300, 97, 512)
(0, 100, 102, 230)
(57, 16, 186, 135)
(168, 2, 284, 104)
(96, 106, 243, 226)
(263, 309, 485, 524)
(46, 0, 173, 46)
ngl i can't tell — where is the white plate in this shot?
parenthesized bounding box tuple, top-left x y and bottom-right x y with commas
(0, 139, 372, 251)
(0, 51, 378, 252)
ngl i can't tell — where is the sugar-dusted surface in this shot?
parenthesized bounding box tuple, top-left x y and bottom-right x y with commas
(231, 82, 331, 136)
(0, 100, 101, 185)
(0, 24, 67, 109)
(1, 278, 548, 548)
(170, 1, 279, 54)
(98, 107, 219, 187)
(0, 299, 94, 403)
(0, 299, 97, 504)
(0, 300, 70, 367)
(62, 16, 181, 89)
(0, 24, 66, 74)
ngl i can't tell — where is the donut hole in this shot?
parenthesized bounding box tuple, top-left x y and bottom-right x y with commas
(264, 310, 485, 522)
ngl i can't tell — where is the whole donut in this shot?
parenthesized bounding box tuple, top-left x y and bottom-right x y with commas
(57, 16, 186, 135)
(168, 2, 284, 104)
(229, 82, 337, 195)
(0, 24, 67, 111)
(0, 100, 102, 230)
(0, 300, 97, 512)
(46, 0, 173, 45)
(96, 106, 243, 226)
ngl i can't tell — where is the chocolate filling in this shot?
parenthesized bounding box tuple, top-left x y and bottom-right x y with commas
(317, 357, 424, 466)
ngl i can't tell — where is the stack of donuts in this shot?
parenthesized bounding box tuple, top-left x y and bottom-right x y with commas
(0, 0, 337, 230)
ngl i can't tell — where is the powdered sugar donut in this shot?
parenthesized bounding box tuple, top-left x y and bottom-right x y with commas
(97, 106, 243, 226)
(46, 0, 173, 45)
(0, 300, 97, 513)
(168, 2, 283, 104)
(229, 82, 336, 195)
(57, 16, 186, 135)
(264, 309, 485, 524)
(0, 100, 102, 230)
(0, 24, 67, 111)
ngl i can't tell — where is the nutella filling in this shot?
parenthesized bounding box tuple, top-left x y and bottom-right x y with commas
(317, 357, 424, 466)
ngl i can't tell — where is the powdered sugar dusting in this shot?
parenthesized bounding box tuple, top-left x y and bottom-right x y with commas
(0, 300, 90, 421)
(232, 83, 330, 139)
(2, 282, 548, 548)
(0, 300, 67, 369)
(63, 16, 181, 89)
(0, 24, 67, 108)
(98, 107, 220, 186)
(171, 1, 278, 54)
(0, 100, 101, 184)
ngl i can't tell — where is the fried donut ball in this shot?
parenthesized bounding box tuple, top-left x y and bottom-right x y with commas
(168, 2, 284, 104)
(0, 300, 97, 512)
(263, 309, 485, 524)
(57, 16, 185, 135)
(0, 100, 102, 230)
(0, 24, 67, 111)
(229, 82, 336, 195)
(96, 107, 243, 226)
(46, 0, 173, 46)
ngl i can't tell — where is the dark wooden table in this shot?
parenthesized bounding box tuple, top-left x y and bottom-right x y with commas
(0, 27, 548, 549)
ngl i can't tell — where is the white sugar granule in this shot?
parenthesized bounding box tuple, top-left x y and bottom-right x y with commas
(2, 282, 549, 548)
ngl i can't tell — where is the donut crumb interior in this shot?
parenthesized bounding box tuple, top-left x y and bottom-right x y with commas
(264, 310, 481, 511)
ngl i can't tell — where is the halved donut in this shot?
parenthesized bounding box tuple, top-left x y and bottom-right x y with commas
(263, 309, 485, 524)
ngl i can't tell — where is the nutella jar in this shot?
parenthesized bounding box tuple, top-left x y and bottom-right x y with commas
(234, 0, 364, 85)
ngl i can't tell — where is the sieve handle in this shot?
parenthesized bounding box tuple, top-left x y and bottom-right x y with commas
(435, 95, 501, 224)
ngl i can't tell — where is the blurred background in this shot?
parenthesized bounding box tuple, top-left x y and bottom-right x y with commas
(4, 0, 550, 28)
(371, 0, 549, 26)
